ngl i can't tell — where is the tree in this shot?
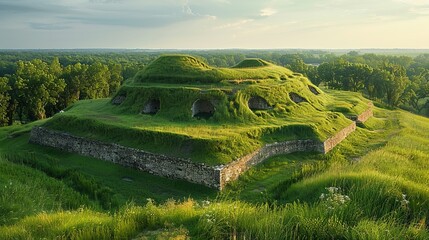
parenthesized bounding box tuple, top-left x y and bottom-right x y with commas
(0, 76, 11, 126)
(379, 63, 410, 107)
(108, 63, 123, 96)
(318, 60, 348, 89)
(341, 63, 372, 92)
(81, 62, 110, 99)
(59, 63, 88, 109)
(10, 59, 66, 121)
(404, 68, 429, 113)
(366, 68, 389, 100)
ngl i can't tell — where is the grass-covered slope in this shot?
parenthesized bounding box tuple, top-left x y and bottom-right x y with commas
(42, 55, 371, 165)
(43, 88, 368, 165)
(133, 55, 296, 84)
(1, 107, 429, 239)
(232, 58, 271, 68)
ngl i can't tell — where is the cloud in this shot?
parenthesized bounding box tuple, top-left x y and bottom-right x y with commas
(410, 6, 429, 14)
(215, 19, 254, 29)
(259, 8, 277, 17)
(0, 2, 55, 15)
(182, 0, 217, 19)
(0, 0, 217, 30)
(395, 0, 429, 5)
(29, 22, 72, 30)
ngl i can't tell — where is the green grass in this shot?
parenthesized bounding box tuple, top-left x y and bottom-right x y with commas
(232, 58, 271, 68)
(1, 101, 429, 239)
(0, 156, 94, 225)
(133, 55, 295, 84)
(0, 129, 215, 208)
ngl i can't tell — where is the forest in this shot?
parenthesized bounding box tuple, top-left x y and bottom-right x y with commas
(0, 49, 429, 126)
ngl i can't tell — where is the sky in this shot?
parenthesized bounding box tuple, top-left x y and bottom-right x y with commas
(0, 0, 429, 49)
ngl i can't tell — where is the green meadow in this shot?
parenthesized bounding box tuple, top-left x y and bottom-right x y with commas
(1, 100, 429, 239)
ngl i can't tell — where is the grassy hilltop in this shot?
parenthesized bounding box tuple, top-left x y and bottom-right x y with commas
(133, 55, 296, 84)
(42, 55, 370, 165)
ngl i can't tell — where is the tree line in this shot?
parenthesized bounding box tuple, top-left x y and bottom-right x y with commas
(1, 50, 429, 126)
(283, 52, 429, 114)
(0, 58, 123, 125)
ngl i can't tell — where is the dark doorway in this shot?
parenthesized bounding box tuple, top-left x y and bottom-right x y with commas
(142, 99, 160, 114)
(248, 96, 270, 111)
(192, 99, 215, 119)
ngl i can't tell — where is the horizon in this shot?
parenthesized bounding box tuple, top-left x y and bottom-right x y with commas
(1, 0, 429, 49)
(1, 48, 429, 51)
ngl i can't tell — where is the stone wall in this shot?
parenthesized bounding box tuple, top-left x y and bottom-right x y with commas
(29, 104, 373, 190)
(219, 140, 323, 189)
(356, 102, 374, 123)
(323, 122, 357, 153)
(29, 127, 221, 189)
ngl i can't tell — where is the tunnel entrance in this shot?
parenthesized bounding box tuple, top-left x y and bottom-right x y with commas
(308, 85, 320, 95)
(192, 99, 215, 119)
(289, 92, 307, 103)
(248, 96, 270, 111)
(142, 99, 160, 114)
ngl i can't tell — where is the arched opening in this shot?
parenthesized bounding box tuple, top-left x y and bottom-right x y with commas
(112, 95, 126, 105)
(289, 92, 307, 103)
(308, 85, 320, 95)
(248, 96, 270, 111)
(192, 99, 215, 119)
(142, 99, 160, 114)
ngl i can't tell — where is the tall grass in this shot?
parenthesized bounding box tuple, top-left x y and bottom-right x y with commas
(0, 155, 93, 225)
(2, 198, 428, 239)
(3, 153, 119, 210)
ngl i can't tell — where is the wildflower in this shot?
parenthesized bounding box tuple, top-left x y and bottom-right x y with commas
(202, 200, 211, 207)
(400, 193, 410, 209)
(320, 186, 350, 211)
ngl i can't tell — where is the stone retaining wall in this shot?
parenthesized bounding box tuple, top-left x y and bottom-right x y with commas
(29, 104, 373, 190)
(29, 127, 221, 188)
(323, 122, 357, 153)
(356, 102, 374, 123)
(219, 140, 323, 189)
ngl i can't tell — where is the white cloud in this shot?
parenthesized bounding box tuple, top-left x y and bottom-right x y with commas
(259, 8, 277, 17)
(215, 19, 254, 29)
(395, 0, 429, 5)
(410, 6, 429, 14)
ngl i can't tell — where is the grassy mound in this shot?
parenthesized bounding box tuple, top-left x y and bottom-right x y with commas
(41, 55, 372, 165)
(233, 58, 270, 68)
(133, 54, 296, 84)
(43, 88, 368, 165)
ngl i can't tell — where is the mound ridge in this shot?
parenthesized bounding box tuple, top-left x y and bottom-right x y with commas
(133, 54, 295, 84)
(233, 58, 271, 68)
(134, 55, 216, 84)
